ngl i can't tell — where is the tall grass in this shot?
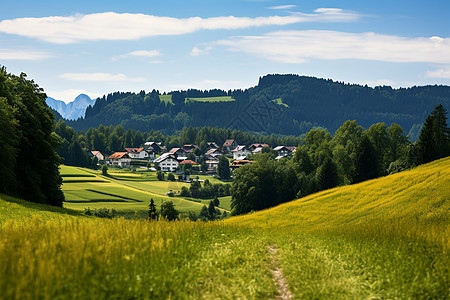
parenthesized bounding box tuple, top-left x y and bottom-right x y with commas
(0, 158, 448, 299)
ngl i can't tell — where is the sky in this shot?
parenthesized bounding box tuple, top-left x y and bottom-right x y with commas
(1, 0, 449, 103)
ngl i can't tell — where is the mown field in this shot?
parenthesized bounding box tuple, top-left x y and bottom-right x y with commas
(0, 158, 448, 299)
(185, 96, 235, 103)
(158, 95, 235, 104)
(61, 165, 231, 216)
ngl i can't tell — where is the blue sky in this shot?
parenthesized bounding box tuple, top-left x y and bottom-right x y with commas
(1, 0, 449, 103)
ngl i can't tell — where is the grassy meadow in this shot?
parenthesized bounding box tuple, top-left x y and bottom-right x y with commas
(0, 158, 448, 299)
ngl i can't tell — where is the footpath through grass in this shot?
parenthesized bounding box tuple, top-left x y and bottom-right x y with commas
(0, 157, 448, 299)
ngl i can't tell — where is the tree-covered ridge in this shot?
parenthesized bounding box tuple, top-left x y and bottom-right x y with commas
(0, 67, 64, 207)
(67, 74, 450, 138)
(231, 105, 450, 215)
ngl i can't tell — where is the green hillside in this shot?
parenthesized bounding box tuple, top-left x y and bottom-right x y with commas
(0, 158, 448, 299)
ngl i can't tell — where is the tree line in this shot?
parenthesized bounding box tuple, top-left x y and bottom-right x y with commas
(231, 105, 450, 215)
(0, 67, 64, 207)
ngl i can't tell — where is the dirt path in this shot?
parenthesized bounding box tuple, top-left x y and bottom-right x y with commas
(267, 245, 293, 300)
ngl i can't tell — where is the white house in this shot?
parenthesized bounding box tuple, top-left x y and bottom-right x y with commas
(125, 148, 149, 159)
(109, 152, 132, 168)
(223, 139, 237, 152)
(273, 146, 293, 158)
(154, 153, 179, 172)
(231, 145, 250, 160)
(90, 151, 105, 162)
(205, 158, 219, 172)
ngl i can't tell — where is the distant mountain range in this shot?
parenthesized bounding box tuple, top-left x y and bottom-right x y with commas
(46, 94, 95, 120)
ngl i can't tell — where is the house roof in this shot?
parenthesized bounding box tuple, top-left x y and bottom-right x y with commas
(179, 159, 197, 165)
(286, 146, 297, 152)
(91, 150, 102, 156)
(205, 148, 223, 155)
(125, 147, 145, 153)
(274, 146, 295, 152)
(230, 160, 253, 166)
(154, 153, 178, 163)
(169, 147, 186, 154)
(231, 145, 248, 152)
(109, 152, 129, 159)
(207, 142, 219, 147)
(252, 147, 264, 153)
(250, 143, 269, 149)
(223, 139, 235, 147)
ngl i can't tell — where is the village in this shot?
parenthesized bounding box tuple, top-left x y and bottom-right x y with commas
(89, 139, 297, 177)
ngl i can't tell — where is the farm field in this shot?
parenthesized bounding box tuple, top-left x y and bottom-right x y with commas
(185, 96, 235, 102)
(158, 94, 173, 104)
(0, 157, 448, 299)
(60, 165, 230, 217)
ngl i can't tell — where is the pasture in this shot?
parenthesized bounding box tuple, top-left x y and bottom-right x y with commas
(185, 96, 235, 103)
(60, 165, 230, 217)
(0, 158, 448, 299)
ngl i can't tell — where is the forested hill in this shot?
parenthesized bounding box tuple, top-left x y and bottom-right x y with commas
(66, 74, 450, 138)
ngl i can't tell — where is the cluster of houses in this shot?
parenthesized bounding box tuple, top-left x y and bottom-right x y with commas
(90, 139, 296, 173)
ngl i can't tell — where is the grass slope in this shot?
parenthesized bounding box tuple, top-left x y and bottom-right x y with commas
(0, 158, 448, 299)
(226, 157, 450, 298)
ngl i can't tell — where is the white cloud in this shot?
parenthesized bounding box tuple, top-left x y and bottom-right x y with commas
(46, 89, 104, 104)
(425, 66, 450, 79)
(0, 48, 52, 60)
(218, 30, 450, 64)
(0, 10, 360, 44)
(112, 50, 161, 60)
(190, 46, 213, 56)
(269, 5, 296, 10)
(59, 72, 146, 82)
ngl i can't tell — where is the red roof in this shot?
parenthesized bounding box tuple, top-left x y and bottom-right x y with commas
(179, 160, 197, 165)
(125, 147, 145, 153)
(109, 152, 129, 159)
(231, 160, 253, 166)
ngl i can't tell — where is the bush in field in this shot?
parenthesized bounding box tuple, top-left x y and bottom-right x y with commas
(167, 172, 175, 181)
(187, 211, 198, 221)
(157, 170, 164, 181)
(84, 207, 117, 218)
(101, 164, 108, 176)
(160, 201, 179, 221)
(180, 186, 191, 197)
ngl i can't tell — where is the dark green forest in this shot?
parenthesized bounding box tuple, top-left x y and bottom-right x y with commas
(66, 74, 450, 140)
(0, 67, 64, 207)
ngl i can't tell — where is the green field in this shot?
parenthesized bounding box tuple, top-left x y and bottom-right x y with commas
(61, 165, 230, 216)
(158, 94, 173, 104)
(271, 98, 289, 108)
(0, 158, 448, 299)
(185, 96, 235, 103)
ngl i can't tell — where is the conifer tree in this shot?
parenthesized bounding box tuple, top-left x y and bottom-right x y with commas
(208, 201, 216, 220)
(148, 199, 158, 221)
(354, 135, 378, 183)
